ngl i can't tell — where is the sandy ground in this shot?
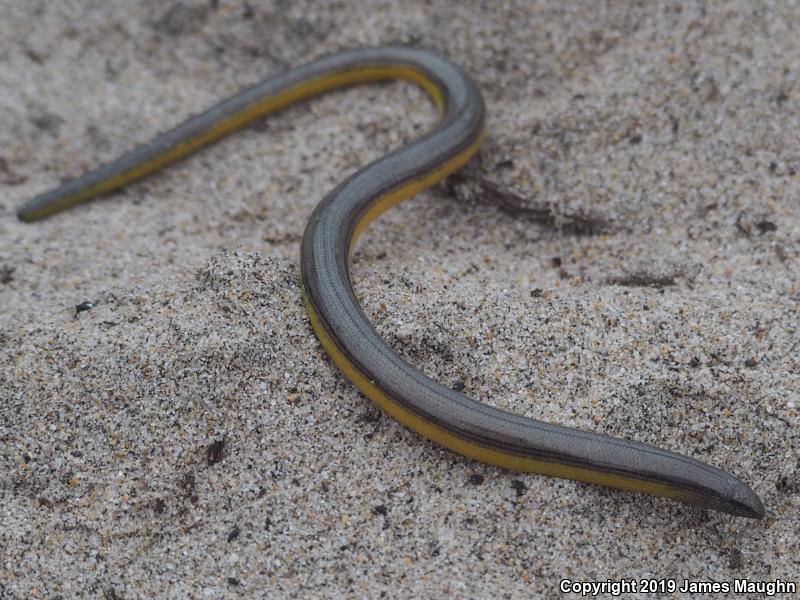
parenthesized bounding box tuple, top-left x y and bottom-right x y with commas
(1, 1, 798, 598)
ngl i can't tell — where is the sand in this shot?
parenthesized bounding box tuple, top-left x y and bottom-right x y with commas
(1, 1, 798, 598)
